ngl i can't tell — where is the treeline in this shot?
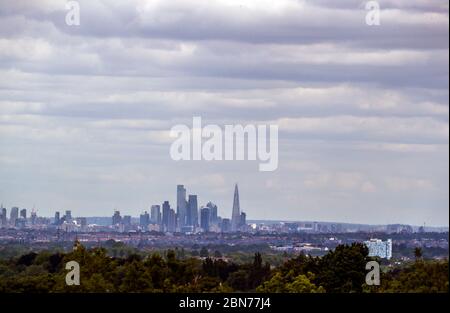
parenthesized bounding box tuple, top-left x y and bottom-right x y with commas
(0, 242, 447, 293)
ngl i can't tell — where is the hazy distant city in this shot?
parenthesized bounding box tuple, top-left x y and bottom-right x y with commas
(1, 183, 448, 263)
(2, 183, 448, 234)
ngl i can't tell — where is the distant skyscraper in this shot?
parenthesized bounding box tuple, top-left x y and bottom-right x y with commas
(162, 201, 171, 231)
(54, 211, 60, 225)
(123, 215, 132, 226)
(231, 184, 241, 231)
(140, 211, 150, 229)
(65, 210, 72, 222)
(177, 185, 187, 227)
(16, 218, 26, 229)
(221, 218, 231, 233)
(187, 195, 198, 227)
(1, 207, 6, 227)
(206, 202, 218, 225)
(112, 210, 122, 225)
(240, 212, 246, 228)
(20, 208, 27, 219)
(200, 207, 211, 232)
(31, 210, 37, 225)
(151, 205, 161, 224)
(73, 217, 87, 231)
(167, 208, 177, 232)
(10, 207, 19, 227)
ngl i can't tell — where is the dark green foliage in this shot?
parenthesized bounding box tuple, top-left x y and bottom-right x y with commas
(377, 260, 448, 292)
(315, 243, 369, 292)
(0, 242, 447, 293)
(270, 243, 371, 292)
(199, 247, 209, 258)
(225, 253, 271, 291)
(17, 252, 38, 266)
(414, 247, 423, 260)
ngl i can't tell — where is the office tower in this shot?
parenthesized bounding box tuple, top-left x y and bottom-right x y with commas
(240, 212, 246, 228)
(54, 211, 60, 225)
(206, 202, 218, 225)
(123, 215, 131, 226)
(151, 205, 161, 224)
(231, 184, 241, 231)
(20, 208, 27, 219)
(16, 218, 26, 229)
(65, 210, 72, 222)
(167, 208, 176, 232)
(1, 207, 6, 228)
(185, 198, 191, 226)
(10, 207, 19, 227)
(76, 217, 87, 231)
(221, 218, 231, 233)
(140, 211, 150, 229)
(31, 211, 37, 225)
(162, 201, 171, 230)
(112, 210, 122, 225)
(177, 185, 187, 227)
(187, 195, 198, 227)
(200, 207, 211, 232)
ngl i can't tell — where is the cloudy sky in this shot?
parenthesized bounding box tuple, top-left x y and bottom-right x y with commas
(0, 0, 448, 226)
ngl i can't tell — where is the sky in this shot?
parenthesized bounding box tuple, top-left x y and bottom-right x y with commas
(0, 0, 448, 226)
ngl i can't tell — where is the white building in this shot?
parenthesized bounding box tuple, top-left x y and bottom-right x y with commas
(364, 239, 392, 259)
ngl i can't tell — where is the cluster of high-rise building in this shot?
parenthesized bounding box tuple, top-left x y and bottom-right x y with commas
(53, 210, 87, 232)
(0, 183, 248, 233)
(0, 207, 87, 231)
(0, 206, 39, 229)
(110, 183, 248, 233)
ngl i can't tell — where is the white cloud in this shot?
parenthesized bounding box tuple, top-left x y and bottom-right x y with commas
(0, 0, 448, 225)
(385, 176, 435, 192)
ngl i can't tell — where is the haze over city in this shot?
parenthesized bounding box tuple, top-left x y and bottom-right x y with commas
(0, 0, 448, 226)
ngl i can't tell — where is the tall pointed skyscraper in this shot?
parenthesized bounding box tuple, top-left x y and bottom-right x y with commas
(231, 184, 241, 231)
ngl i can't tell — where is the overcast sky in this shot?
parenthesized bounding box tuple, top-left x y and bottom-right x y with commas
(0, 0, 448, 226)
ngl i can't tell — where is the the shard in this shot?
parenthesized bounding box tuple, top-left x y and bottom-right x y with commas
(231, 183, 241, 231)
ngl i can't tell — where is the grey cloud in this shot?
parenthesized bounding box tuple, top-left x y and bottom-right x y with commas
(1, 0, 448, 49)
(0, 0, 448, 225)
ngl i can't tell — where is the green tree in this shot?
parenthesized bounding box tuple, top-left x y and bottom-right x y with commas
(315, 243, 369, 293)
(379, 260, 448, 293)
(227, 270, 248, 291)
(200, 247, 209, 258)
(256, 272, 285, 293)
(285, 273, 325, 293)
(414, 247, 423, 260)
(257, 271, 324, 293)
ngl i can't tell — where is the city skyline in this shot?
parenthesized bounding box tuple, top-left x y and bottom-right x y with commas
(0, 180, 449, 229)
(0, 0, 448, 226)
(1, 182, 251, 231)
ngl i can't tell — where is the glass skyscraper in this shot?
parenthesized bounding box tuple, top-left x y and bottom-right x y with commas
(200, 207, 210, 232)
(231, 184, 241, 231)
(177, 185, 187, 227)
(187, 195, 198, 227)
